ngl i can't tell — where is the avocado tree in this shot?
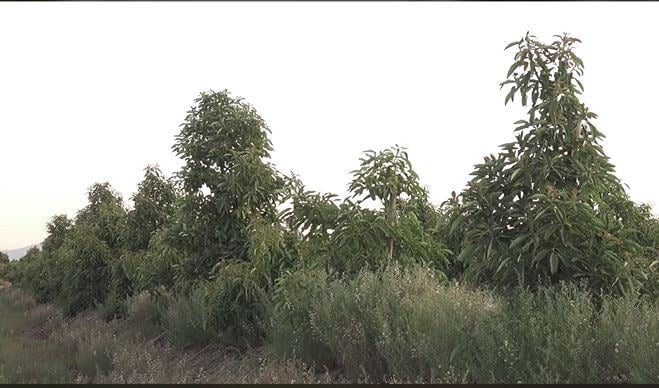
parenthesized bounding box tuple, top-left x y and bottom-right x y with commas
(169, 90, 287, 283)
(0, 251, 9, 279)
(124, 165, 178, 252)
(6, 216, 75, 303)
(349, 146, 426, 260)
(36, 214, 75, 302)
(75, 182, 127, 251)
(58, 182, 128, 315)
(59, 226, 115, 316)
(5, 246, 45, 298)
(162, 90, 301, 340)
(452, 33, 659, 295)
(121, 165, 180, 293)
(283, 146, 450, 274)
(42, 215, 74, 256)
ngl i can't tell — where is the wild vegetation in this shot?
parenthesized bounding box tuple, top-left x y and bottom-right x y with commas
(2, 33, 658, 383)
(0, 252, 8, 280)
(0, 286, 337, 384)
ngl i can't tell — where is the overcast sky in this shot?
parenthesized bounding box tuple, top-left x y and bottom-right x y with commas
(1, 2, 658, 250)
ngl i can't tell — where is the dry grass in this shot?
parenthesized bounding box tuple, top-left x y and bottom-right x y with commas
(0, 286, 341, 384)
(95, 342, 338, 384)
(5, 277, 656, 384)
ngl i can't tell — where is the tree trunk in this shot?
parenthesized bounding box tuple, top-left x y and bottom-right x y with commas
(386, 193, 398, 260)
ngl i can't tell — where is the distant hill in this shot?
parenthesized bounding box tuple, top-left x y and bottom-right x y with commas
(1, 243, 42, 261)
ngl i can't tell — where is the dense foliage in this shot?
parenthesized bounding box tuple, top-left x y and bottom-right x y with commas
(282, 146, 450, 275)
(0, 252, 9, 279)
(270, 265, 659, 383)
(451, 33, 659, 295)
(169, 91, 287, 284)
(2, 33, 658, 382)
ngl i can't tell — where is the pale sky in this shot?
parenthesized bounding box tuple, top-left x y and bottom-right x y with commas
(1, 2, 658, 250)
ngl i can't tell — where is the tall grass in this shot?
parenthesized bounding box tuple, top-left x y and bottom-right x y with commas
(466, 283, 599, 383)
(596, 294, 659, 383)
(3, 268, 658, 384)
(269, 266, 659, 383)
(268, 267, 335, 368)
(160, 287, 218, 347)
(270, 265, 498, 382)
(0, 288, 74, 383)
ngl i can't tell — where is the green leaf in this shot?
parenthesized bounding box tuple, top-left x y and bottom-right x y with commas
(533, 249, 549, 263)
(504, 40, 521, 50)
(457, 245, 475, 262)
(510, 168, 522, 181)
(449, 216, 462, 235)
(533, 208, 548, 222)
(550, 251, 559, 274)
(507, 60, 522, 78)
(496, 257, 511, 274)
(504, 87, 517, 105)
(510, 235, 527, 249)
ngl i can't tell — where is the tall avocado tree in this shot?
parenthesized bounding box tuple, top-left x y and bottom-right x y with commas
(452, 33, 659, 295)
(170, 90, 287, 283)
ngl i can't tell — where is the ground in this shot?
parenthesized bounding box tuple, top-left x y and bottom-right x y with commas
(0, 282, 344, 384)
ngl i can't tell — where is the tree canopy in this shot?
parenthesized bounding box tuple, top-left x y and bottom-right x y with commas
(451, 33, 659, 295)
